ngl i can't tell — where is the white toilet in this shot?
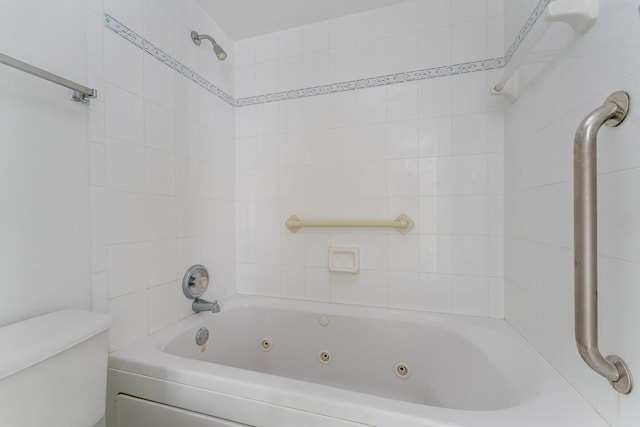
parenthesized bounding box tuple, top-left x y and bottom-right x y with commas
(0, 309, 112, 427)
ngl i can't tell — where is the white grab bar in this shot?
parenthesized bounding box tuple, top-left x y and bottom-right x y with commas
(285, 214, 414, 235)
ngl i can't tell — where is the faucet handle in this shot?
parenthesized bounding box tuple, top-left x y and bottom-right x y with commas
(182, 265, 209, 299)
(191, 276, 209, 291)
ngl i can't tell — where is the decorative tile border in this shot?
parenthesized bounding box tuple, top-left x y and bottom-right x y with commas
(236, 58, 504, 107)
(105, 0, 547, 108)
(504, 0, 551, 65)
(104, 14, 235, 107)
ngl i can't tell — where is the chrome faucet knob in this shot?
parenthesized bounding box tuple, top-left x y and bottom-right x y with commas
(182, 265, 209, 299)
(191, 276, 208, 291)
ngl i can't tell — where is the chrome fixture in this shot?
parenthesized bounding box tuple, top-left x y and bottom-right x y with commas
(574, 91, 632, 394)
(0, 52, 96, 103)
(195, 327, 210, 346)
(182, 264, 220, 314)
(192, 299, 220, 313)
(191, 31, 227, 60)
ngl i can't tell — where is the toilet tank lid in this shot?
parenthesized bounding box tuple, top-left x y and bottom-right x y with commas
(0, 309, 112, 381)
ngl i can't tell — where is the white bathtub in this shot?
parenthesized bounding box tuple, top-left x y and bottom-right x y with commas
(107, 295, 607, 427)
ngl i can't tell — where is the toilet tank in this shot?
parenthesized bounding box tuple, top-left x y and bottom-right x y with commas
(0, 309, 112, 427)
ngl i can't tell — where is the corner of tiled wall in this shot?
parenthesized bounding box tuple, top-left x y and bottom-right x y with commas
(504, 0, 640, 424)
(89, 0, 236, 351)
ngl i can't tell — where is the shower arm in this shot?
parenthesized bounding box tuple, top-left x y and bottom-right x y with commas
(191, 32, 218, 48)
(573, 91, 632, 394)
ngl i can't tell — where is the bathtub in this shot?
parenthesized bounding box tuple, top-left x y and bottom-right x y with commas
(106, 295, 607, 427)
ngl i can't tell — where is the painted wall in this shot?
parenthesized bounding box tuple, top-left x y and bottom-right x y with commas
(234, 0, 506, 318)
(89, 0, 236, 350)
(0, 0, 90, 327)
(504, 0, 640, 424)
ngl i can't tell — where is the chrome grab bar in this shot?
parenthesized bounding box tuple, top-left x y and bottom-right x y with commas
(574, 91, 632, 394)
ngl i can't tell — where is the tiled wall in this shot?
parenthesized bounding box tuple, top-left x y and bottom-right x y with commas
(504, 0, 640, 424)
(87, 0, 236, 350)
(235, 0, 505, 318)
(0, 0, 91, 327)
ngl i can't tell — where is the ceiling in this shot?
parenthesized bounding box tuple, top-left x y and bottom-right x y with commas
(197, 0, 410, 41)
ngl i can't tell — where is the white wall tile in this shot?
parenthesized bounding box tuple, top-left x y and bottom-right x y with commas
(282, 265, 305, 298)
(331, 272, 358, 304)
(107, 191, 146, 244)
(329, 46, 358, 83)
(357, 8, 386, 43)
(329, 15, 357, 49)
(303, 22, 329, 54)
(108, 290, 148, 350)
(91, 230, 107, 273)
(147, 195, 176, 240)
(254, 33, 278, 64)
(453, 275, 488, 316)
(305, 267, 330, 301)
(420, 235, 453, 274)
(359, 270, 388, 307)
(278, 57, 304, 91)
(144, 55, 175, 110)
(89, 143, 106, 187)
(103, 31, 143, 95)
(147, 239, 178, 286)
(91, 272, 108, 313)
(387, 83, 418, 123)
(452, 0, 488, 24)
(419, 156, 452, 196)
(420, 196, 452, 234)
(105, 84, 144, 145)
(418, 28, 452, 69)
(386, 33, 418, 75)
(453, 235, 488, 275)
(388, 272, 420, 310)
(388, 159, 419, 197)
(304, 51, 330, 87)
(278, 28, 304, 59)
(145, 101, 175, 152)
(420, 273, 453, 313)
(452, 154, 487, 195)
(104, 0, 143, 31)
(106, 138, 145, 192)
(148, 281, 178, 333)
(418, 0, 451, 30)
(255, 61, 279, 94)
(452, 195, 488, 235)
(145, 148, 176, 195)
(107, 242, 146, 298)
(235, 38, 256, 67)
(386, 2, 418, 37)
(418, 77, 451, 118)
(357, 40, 387, 79)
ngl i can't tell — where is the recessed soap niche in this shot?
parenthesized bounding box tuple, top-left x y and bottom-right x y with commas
(328, 248, 360, 274)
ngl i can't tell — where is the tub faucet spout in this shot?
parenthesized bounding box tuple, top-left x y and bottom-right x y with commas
(192, 298, 220, 313)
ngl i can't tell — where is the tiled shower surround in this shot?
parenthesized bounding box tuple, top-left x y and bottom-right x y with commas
(235, 1, 505, 317)
(88, 0, 236, 350)
(94, 0, 507, 353)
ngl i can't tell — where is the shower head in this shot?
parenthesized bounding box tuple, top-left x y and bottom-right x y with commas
(191, 31, 227, 61)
